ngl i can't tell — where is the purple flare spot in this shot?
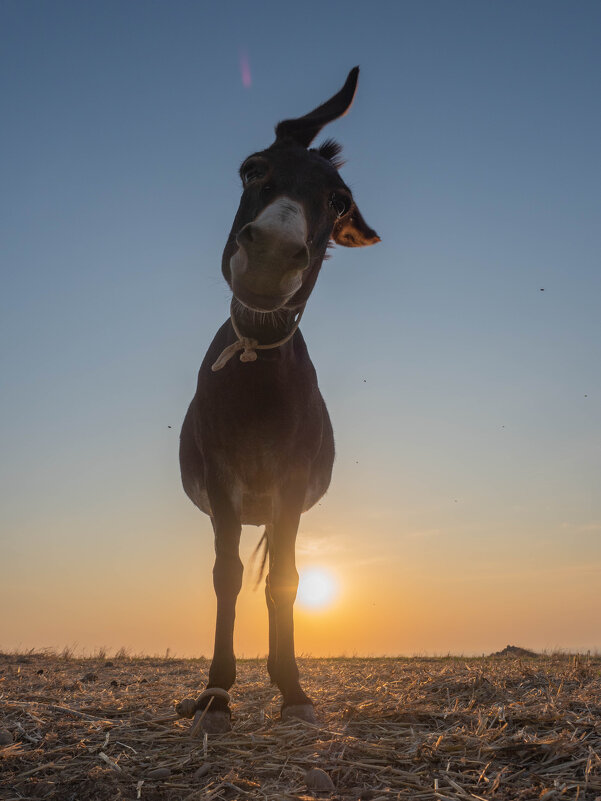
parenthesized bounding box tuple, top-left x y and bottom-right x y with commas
(240, 49, 251, 88)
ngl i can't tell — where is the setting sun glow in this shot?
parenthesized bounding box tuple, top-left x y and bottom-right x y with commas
(297, 568, 338, 610)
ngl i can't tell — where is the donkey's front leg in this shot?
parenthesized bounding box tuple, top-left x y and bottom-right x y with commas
(268, 472, 315, 723)
(264, 527, 278, 686)
(195, 475, 242, 734)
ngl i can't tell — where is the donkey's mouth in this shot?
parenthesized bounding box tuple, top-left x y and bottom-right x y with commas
(231, 284, 291, 312)
(230, 247, 304, 312)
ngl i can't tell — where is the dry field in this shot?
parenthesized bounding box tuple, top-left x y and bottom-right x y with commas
(1, 652, 600, 800)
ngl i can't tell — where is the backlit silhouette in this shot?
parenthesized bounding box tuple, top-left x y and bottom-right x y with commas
(179, 67, 379, 733)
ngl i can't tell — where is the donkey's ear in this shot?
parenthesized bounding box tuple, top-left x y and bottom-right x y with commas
(332, 205, 380, 248)
(274, 67, 359, 148)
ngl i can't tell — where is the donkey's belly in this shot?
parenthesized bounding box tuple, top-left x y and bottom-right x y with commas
(235, 439, 333, 524)
(241, 492, 272, 525)
(183, 448, 331, 525)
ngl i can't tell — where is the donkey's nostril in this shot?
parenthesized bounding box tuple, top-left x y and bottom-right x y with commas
(237, 224, 255, 246)
(292, 245, 309, 270)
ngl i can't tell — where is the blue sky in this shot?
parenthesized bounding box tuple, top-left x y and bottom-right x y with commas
(1, 1, 600, 655)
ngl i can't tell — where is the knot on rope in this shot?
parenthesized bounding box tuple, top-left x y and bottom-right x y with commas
(211, 336, 259, 371)
(239, 341, 258, 362)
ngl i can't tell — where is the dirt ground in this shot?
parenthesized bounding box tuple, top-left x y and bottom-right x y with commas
(1, 652, 600, 800)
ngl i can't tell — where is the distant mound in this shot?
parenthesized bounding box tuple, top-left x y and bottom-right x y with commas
(490, 644, 538, 658)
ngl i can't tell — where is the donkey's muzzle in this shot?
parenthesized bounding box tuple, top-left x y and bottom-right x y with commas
(236, 223, 309, 273)
(230, 198, 309, 309)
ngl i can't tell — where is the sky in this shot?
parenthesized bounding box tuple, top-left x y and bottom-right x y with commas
(1, 0, 600, 658)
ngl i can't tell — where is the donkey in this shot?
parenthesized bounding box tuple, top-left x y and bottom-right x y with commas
(179, 67, 379, 733)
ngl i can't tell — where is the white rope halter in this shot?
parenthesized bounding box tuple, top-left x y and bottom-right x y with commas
(211, 303, 306, 371)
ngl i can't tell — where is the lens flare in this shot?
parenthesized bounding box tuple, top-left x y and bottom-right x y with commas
(239, 49, 251, 88)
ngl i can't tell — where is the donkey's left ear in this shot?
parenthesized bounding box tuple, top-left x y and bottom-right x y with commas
(332, 206, 380, 248)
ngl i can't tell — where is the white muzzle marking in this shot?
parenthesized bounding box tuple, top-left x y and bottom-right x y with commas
(248, 197, 307, 242)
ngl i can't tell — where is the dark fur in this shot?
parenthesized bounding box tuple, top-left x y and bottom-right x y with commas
(179, 68, 379, 724)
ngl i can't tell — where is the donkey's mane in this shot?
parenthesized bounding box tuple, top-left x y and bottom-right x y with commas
(312, 138, 344, 169)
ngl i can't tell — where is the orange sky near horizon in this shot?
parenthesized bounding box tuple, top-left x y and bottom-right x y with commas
(2, 487, 599, 658)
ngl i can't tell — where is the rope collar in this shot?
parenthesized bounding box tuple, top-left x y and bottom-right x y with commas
(211, 302, 306, 371)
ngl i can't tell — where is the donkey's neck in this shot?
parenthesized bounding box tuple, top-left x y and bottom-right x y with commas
(230, 298, 302, 345)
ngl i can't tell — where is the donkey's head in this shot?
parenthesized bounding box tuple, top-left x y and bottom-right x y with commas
(222, 67, 379, 313)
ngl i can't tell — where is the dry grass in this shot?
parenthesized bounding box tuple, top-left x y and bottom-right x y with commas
(1, 652, 600, 800)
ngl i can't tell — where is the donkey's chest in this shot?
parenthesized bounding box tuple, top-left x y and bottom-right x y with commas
(215, 413, 309, 483)
(203, 378, 323, 488)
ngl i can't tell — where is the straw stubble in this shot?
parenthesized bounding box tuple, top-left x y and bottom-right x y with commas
(0, 652, 599, 799)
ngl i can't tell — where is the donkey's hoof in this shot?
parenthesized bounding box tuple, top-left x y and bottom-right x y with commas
(281, 703, 316, 724)
(190, 709, 232, 736)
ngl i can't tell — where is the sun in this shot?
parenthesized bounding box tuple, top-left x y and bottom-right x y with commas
(297, 567, 338, 609)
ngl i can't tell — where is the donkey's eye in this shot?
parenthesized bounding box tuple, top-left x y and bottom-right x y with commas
(242, 165, 265, 185)
(329, 193, 350, 218)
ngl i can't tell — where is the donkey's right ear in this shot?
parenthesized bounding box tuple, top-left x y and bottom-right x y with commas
(274, 67, 360, 149)
(332, 205, 380, 248)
